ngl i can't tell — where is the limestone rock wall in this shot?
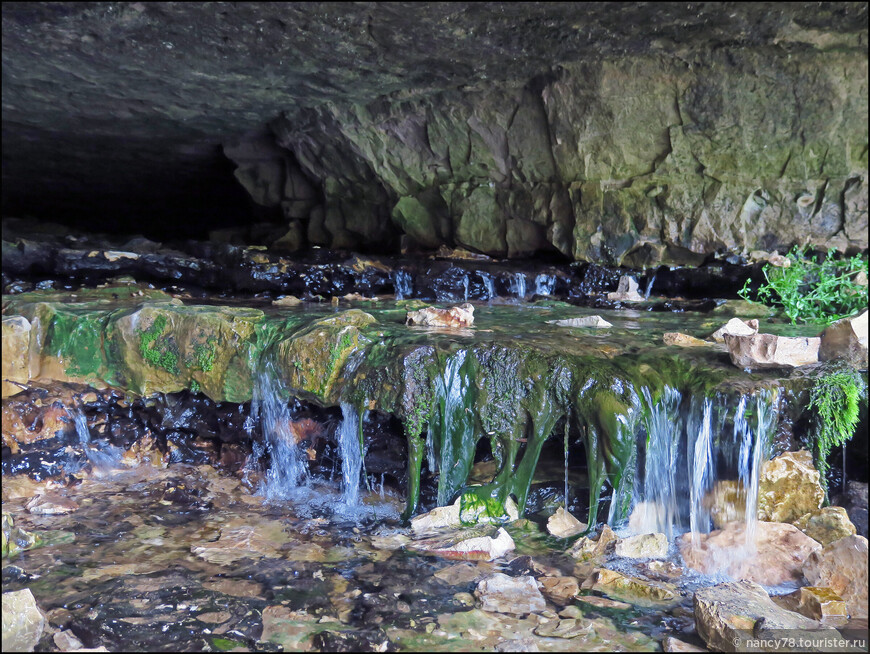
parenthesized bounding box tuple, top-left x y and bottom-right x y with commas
(228, 49, 868, 265)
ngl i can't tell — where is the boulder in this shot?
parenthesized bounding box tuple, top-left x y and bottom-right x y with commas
(474, 573, 546, 615)
(757, 450, 825, 524)
(693, 581, 835, 652)
(1, 316, 32, 397)
(588, 568, 678, 605)
(406, 303, 474, 328)
(2, 589, 46, 652)
(539, 576, 580, 605)
(546, 507, 586, 538)
(606, 276, 643, 302)
(567, 524, 618, 561)
(818, 309, 868, 369)
(678, 521, 821, 586)
(548, 315, 613, 328)
(724, 333, 820, 369)
(411, 496, 519, 535)
(794, 506, 857, 546)
(710, 318, 759, 343)
(796, 587, 849, 624)
(663, 332, 710, 348)
(613, 533, 669, 559)
(409, 527, 516, 562)
(662, 636, 707, 652)
(802, 535, 868, 620)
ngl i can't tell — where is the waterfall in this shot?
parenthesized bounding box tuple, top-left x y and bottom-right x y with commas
(644, 272, 657, 299)
(462, 274, 470, 301)
(688, 398, 714, 548)
(534, 273, 556, 296)
(66, 406, 122, 473)
(394, 270, 413, 300)
(479, 272, 495, 300)
(563, 420, 570, 507)
(252, 359, 309, 499)
(508, 272, 527, 299)
(338, 402, 364, 507)
(737, 391, 777, 549)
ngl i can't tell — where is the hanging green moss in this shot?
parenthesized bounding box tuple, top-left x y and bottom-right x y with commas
(807, 365, 867, 493)
(136, 314, 179, 374)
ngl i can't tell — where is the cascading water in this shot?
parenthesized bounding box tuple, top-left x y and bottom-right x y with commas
(534, 273, 556, 296)
(478, 272, 495, 300)
(337, 402, 364, 507)
(509, 272, 527, 300)
(735, 390, 778, 549)
(644, 273, 657, 299)
(462, 274, 470, 301)
(252, 358, 309, 500)
(394, 270, 413, 300)
(66, 406, 122, 474)
(688, 398, 714, 548)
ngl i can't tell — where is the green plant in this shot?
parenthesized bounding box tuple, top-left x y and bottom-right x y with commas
(136, 315, 179, 374)
(807, 366, 867, 493)
(738, 247, 868, 325)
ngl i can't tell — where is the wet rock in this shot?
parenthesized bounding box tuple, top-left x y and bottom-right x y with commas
(794, 506, 857, 546)
(2, 315, 33, 397)
(724, 333, 821, 369)
(575, 595, 631, 611)
(662, 332, 710, 348)
(2, 511, 40, 557)
(261, 605, 344, 652)
(613, 533, 669, 559)
(26, 492, 79, 515)
(757, 450, 825, 524)
(1, 588, 46, 652)
(409, 527, 516, 562)
(406, 303, 474, 328)
(54, 629, 86, 651)
(548, 315, 612, 328)
(190, 520, 289, 565)
(802, 534, 869, 620)
(533, 616, 591, 638)
(606, 276, 643, 302)
(710, 318, 759, 343)
(411, 496, 518, 535)
(474, 573, 546, 615)
(663, 636, 707, 652)
(703, 480, 747, 529)
(539, 576, 580, 605)
(587, 568, 678, 606)
(272, 295, 303, 306)
(495, 638, 540, 652)
(819, 309, 868, 369)
(693, 581, 835, 652)
(567, 524, 617, 561)
(546, 507, 586, 538)
(312, 627, 394, 652)
(433, 562, 493, 586)
(679, 521, 821, 586)
(796, 587, 849, 624)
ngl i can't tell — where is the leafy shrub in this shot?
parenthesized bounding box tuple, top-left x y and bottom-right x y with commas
(739, 247, 868, 325)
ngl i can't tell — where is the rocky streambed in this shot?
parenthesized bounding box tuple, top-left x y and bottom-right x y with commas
(2, 241, 868, 653)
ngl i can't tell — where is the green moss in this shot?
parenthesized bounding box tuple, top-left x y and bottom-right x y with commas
(189, 380, 201, 394)
(136, 314, 179, 374)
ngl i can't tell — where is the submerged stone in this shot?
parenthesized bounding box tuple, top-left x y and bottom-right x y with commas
(539, 576, 580, 605)
(475, 573, 546, 615)
(662, 332, 710, 348)
(405, 303, 474, 328)
(1, 588, 46, 653)
(547, 315, 612, 328)
(546, 507, 586, 538)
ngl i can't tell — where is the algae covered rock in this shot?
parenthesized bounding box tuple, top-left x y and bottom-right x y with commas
(2, 512, 40, 558)
(1, 315, 33, 397)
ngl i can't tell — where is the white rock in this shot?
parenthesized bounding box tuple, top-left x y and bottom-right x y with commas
(802, 534, 868, 620)
(2, 589, 46, 652)
(548, 315, 613, 328)
(710, 318, 759, 343)
(614, 533, 669, 559)
(475, 573, 546, 614)
(607, 276, 644, 302)
(724, 333, 820, 369)
(406, 303, 474, 328)
(546, 507, 586, 538)
(411, 496, 518, 535)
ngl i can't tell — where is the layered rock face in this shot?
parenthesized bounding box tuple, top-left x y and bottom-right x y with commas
(3, 3, 867, 261)
(237, 49, 868, 265)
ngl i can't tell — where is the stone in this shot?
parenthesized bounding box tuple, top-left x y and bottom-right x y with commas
(819, 309, 868, 369)
(794, 506, 857, 546)
(272, 295, 303, 306)
(411, 496, 518, 535)
(679, 521, 821, 586)
(2, 511, 40, 558)
(693, 581, 837, 653)
(546, 507, 586, 538)
(495, 638, 540, 652)
(2, 316, 33, 397)
(406, 303, 474, 328)
(548, 315, 613, 328)
(710, 318, 759, 343)
(802, 534, 868, 620)
(2, 589, 46, 652)
(606, 276, 643, 302)
(26, 493, 79, 515)
(662, 637, 707, 652)
(613, 533, 669, 559)
(410, 527, 516, 562)
(757, 450, 825, 524)
(724, 333, 821, 369)
(54, 629, 86, 651)
(589, 568, 678, 605)
(474, 573, 546, 615)
(575, 595, 631, 611)
(796, 587, 849, 624)
(662, 332, 710, 347)
(567, 524, 618, 561)
(539, 576, 580, 605)
(533, 617, 591, 639)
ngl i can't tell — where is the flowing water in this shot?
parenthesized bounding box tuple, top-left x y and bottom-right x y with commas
(393, 269, 413, 300)
(65, 406, 123, 475)
(478, 271, 495, 300)
(534, 273, 556, 296)
(508, 271, 527, 299)
(338, 402, 364, 507)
